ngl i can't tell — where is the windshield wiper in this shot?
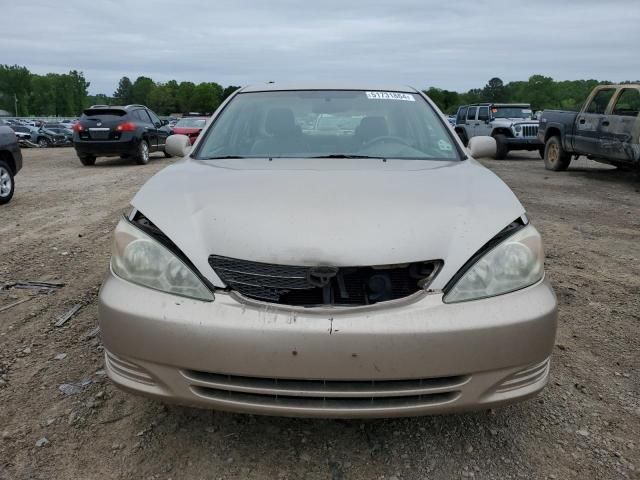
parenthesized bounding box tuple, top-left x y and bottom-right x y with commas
(201, 155, 247, 159)
(309, 154, 386, 159)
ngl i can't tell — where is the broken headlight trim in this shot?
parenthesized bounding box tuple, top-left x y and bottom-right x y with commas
(111, 217, 214, 302)
(444, 224, 544, 303)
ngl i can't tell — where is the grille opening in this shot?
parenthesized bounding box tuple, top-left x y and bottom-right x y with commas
(208, 255, 442, 307)
(183, 369, 469, 395)
(191, 386, 458, 410)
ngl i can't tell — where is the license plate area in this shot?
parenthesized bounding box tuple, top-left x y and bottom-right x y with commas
(89, 128, 110, 140)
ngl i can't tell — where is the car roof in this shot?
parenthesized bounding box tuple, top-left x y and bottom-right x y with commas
(240, 83, 420, 93)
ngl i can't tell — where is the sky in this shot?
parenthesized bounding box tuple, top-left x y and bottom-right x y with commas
(1, 0, 639, 95)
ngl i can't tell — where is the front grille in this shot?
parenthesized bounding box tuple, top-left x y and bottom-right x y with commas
(208, 255, 442, 307)
(521, 125, 538, 137)
(183, 370, 467, 411)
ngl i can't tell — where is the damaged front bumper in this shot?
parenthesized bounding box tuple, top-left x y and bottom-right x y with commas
(98, 271, 558, 418)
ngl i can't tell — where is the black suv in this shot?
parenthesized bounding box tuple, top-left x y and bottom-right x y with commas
(73, 104, 172, 166)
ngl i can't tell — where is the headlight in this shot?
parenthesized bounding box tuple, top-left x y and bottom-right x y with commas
(111, 217, 214, 301)
(444, 224, 544, 303)
(514, 125, 522, 132)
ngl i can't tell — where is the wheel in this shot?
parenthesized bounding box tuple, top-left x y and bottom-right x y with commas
(37, 137, 50, 148)
(135, 140, 150, 165)
(78, 154, 96, 166)
(494, 134, 509, 160)
(544, 136, 571, 171)
(538, 146, 545, 159)
(0, 160, 15, 205)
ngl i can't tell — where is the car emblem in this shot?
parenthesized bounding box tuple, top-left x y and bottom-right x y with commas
(97, 122, 102, 127)
(306, 266, 339, 288)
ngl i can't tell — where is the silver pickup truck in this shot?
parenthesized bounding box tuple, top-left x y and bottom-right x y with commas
(454, 103, 543, 159)
(538, 84, 640, 171)
(0, 125, 23, 204)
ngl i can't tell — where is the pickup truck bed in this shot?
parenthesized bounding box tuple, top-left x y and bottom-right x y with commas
(538, 84, 640, 171)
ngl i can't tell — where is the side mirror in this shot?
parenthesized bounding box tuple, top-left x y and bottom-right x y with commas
(467, 136, 497, 158)
(166, 134, 191, 157)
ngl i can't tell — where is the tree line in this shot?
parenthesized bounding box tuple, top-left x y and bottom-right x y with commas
(0, 65, 90, 117)
(424, 75, 638, 114)
(1, 64, 637, 117)
(101, 76, 241, 116)
(0, 65, 240, 117)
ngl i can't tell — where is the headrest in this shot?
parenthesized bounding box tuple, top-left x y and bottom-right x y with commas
(265, 108, 297, 136)
(355, 116, 389, 141)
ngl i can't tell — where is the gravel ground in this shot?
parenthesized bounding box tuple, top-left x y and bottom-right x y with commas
(0, 148, 638, 480)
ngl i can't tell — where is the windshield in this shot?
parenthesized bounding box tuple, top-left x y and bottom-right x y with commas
(194, 90, 459, 160)
(176, 118, 206, 128)
(492, 106, 533, 119)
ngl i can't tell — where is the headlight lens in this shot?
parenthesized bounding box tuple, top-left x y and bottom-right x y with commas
(514, 125, 522, 132)
(111, 217, 214, 301)
(444, 224, 544, 303)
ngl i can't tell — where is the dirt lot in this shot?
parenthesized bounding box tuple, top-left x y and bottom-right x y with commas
(0, 148, 638, 480)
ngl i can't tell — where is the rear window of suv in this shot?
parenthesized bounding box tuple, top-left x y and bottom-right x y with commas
(82, 108, 127, 117)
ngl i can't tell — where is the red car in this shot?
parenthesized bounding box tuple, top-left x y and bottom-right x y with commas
(171, 117, 208, 144)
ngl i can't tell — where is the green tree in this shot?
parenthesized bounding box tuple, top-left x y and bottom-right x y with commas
(423, 87, 460, 113)
(29, 75, 55, 115)
(113, 76, 134, 104)
(526, 75, 556, 111)
(131, 76, 155, 106)
(189, 82, 223, 112)
(68, 70, 90, 114)
(222, 85, 241, 102)
(482, 77, 506, 103)
(87, 93, 112, 108)
(148, 83, 176, 115)
(0, 64, 32, 115)
(176, 81, 196, 112)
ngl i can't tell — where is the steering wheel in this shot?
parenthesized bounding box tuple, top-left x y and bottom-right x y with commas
(361, 135, 412, 149)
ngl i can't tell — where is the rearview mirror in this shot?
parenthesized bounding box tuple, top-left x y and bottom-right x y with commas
(467, 136, 497, 158)
(166, 134, 191, 157)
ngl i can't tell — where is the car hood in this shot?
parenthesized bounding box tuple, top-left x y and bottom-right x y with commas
(131, 157, 525, 290)
(492, 118, 537, 126)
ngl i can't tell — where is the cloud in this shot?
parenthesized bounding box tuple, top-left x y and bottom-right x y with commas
(1, 0, 638, 94)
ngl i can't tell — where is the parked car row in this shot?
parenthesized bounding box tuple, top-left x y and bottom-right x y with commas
(7, 124, 71, 147)
(1, 117, 77, 128)
(448, 83, 640, 169)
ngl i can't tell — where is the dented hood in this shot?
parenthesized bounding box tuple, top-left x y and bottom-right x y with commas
(131, 157, 524, 290)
